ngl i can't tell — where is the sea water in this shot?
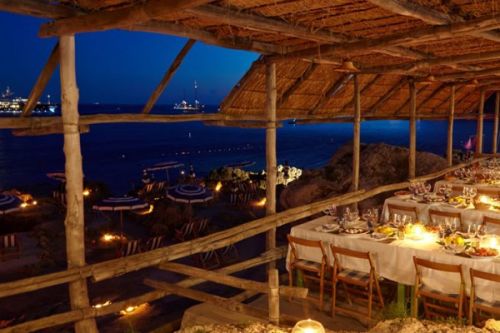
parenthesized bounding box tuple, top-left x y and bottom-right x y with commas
(0, 104, 494, 194)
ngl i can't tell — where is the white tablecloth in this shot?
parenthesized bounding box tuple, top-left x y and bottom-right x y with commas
(435, 179, 500, 195)
(382, 196, 500, 234)
(287, 216, 500, 303)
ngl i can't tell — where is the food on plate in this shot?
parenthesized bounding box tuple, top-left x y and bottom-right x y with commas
(343, 227, 367, 235)
(466, 247, 498, 257)
(448, 196, 466, 206)
(394, 190, 411, 199)
(375, 225, 396, 236)
(424, 225, 440, 233)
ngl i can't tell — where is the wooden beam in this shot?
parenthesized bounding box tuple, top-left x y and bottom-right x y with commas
(142, 39, 195, 114)
(265, 62, 277, 271)
(352, 75, 361, 192)
(159, 262, 307, 299)
(130, 21, 283, 55)
(397, 83, 448, 115)
(0, 0, 80, 19)
(409, 80, 417, 179)
(12, 124, 89, 136)
(277, 63, 318, 108)
(367, 78, 407, 115)
(366, 0, 500, 43)
(279, 14, 500, 60)
(438, 67, 500, 81)
(447, 86, 455, 166)
(431, 85, 466, 114)
(268, 269, 279, 325)
(310, 74, 353, 114)
(40, 0, 213, 37)
(494, 92, 500, 154)
(59, 35, 98, 333)
(363, 49, 500, 75)
(340, 75, 382, 113)
(22, 43, 60, 117)
(476, 90, 485, 154)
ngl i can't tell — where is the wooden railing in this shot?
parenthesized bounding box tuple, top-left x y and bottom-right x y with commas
(0, 158, 484, 332)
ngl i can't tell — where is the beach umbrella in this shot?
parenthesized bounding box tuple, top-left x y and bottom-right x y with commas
(224, 161, 255, 169)
(145, 161, 184, 182)
(167, 184, 213, 222)
(93, 196, 149, 241)
(0, 194, 22, 215)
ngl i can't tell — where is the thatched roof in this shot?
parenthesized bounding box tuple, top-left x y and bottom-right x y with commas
(3, 0, 500, 120)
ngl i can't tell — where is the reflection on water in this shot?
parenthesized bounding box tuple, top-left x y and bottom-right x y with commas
(0, 105, 494, 194)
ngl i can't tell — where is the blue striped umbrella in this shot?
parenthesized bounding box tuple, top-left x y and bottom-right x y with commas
(167, 185, 213, 204)
(224, 161, 255, 169)
(93, 196, 149, 242)
(145, 161, 184, 182)
(0, 194, 21, 215)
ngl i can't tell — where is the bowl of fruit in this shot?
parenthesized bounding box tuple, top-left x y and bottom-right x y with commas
(465, 247, 499, 259)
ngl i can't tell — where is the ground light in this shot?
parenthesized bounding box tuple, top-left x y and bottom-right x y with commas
(292, 319, 325, 333)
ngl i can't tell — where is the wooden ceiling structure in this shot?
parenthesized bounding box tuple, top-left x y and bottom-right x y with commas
(0, 0, 500, 123)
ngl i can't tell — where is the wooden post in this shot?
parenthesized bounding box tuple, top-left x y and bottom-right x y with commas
(476, 90, 485, 155)
(268, 268, 280, 325)
(409, 79, 417, 179)
(265, 62, 277, 270)
(493, 92, 499, 154)
(59, 35, 98, 333)
(447, 85, 455, 166)
(353, 74, 361, 191)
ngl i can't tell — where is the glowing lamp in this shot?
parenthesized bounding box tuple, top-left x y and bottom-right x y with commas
(83, 189, 91, 197)
(483, 236, 499, 249)
(101, 233, 120, 243)
(255, 197, 267, 207)
(20, 202, 28, 208)
(120, 305, 138, 315)
(215, 181, 222, 192)
(292, 319, 325, 333)
(92, 300, 111, 309)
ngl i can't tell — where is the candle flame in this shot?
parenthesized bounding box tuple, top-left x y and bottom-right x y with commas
(215, 181, 222, 192)
(255, 197, 267, 207)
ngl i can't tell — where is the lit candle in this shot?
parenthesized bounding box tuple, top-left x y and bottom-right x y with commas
(292, 319, 325, 333)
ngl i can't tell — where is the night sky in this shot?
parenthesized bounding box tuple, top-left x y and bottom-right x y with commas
(0, 12, 258, 105)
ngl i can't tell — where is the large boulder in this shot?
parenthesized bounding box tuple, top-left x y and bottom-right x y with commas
(279, 142, 448, 210)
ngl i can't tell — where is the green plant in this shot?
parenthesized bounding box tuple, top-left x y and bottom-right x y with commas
(382, 301, 409, 320)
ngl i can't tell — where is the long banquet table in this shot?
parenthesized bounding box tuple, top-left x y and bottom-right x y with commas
(287, 215, 500, 303)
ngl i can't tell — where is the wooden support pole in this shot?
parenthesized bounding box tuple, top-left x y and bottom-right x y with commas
(23, 42, 60, 117)
(59, 35, 98, 333)
(476, 90, 485, 155)
(265, 62, 277, 270)
(409, 79, 417, 179)
(268, 268, 280, 325)
(447, 85, 455, 166)
(142, 39, 195, 114)
(353, 75, 361, 191)
(493, 92, 499, 154)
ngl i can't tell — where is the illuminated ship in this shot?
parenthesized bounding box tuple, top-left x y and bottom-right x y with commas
(173, 81, 204, 112)
(0, 87, 57, 114)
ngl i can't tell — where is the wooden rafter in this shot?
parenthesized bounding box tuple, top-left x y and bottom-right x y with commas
(280, 14, 500, 59)
(395, 83, 448, 115)
(340, 74, 382, 113)
(363, 50, 500, 75)
(366, 78, 407, 115)
(39, 0, 213, 37)
(393, 84, 428, 115)
(130, 21, 283, 55)
(23, 42, 60, 117)
(438, 67, 500, 81)
(142, 39, 195, 114)
(277, 63, 318, 108)
(309, 74, 353, 114)
(366, 0, 500, 43)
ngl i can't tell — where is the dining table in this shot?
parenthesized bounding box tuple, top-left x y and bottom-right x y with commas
(287, 215, 500, 304)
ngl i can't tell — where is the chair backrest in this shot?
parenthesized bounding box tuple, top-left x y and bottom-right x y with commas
(195, 218, 208, 236)
(1, 234, 17, 249)
(413, 256, 464, 293)
(180, 221, 196, 239)
(330, 245, 374, 272)
(145, 236, 164, 251)
(470, 268, 500, 284)
(122, 240, 141, 257)
(483, 215, 500, 227)
(287, 235, 327, 264)
(387, 203, 418, 220)
(428, 209, 463, 229)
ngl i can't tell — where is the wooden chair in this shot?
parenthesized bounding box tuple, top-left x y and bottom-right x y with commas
(198, 249, 221, 269)
(121, 240, 141, 257)
(413, 257, 465, 320)
(287, 235, 328, 310)
(428, 209, 463, 230)
(469, 269, 500, 325)
(387, 203, 418, 221)
(0, 234, 21, 261)
(483, 215, 500, 235)
(143, 236, 164, 252)
(330, 245, 384, 325)
(174, 221, 196, 242)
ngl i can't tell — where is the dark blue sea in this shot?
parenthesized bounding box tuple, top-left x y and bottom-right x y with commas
(0, 104, 495, 194)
